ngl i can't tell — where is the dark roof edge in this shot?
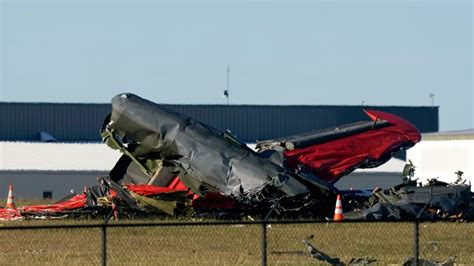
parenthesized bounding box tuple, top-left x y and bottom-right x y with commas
(0, 170, 109, 174)
(0, 101, 440, 109)
(0, 101, 109, 106)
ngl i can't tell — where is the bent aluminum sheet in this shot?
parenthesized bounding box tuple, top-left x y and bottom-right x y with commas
(106, 93, 319, 197)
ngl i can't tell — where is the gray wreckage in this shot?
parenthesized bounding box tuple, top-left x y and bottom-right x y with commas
(2, 93, 472, 220)
(344, 169, 473, 221)
(94, 93, 427, 219)
(101, 93, 338, 217)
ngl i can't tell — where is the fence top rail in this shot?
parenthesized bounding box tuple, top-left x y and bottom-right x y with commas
(0, 218, 470, 230)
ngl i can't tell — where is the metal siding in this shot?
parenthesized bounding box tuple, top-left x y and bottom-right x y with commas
(0, 102, 438, 142)
(0, 103, 110, 142)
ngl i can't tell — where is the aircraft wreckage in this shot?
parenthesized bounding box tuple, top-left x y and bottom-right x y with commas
(1, 93, 472, 221)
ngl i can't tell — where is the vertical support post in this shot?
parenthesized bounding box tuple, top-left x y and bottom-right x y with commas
(102, 224, 107, 266)
(414, 220, 419, 266)
(102, 208, 113, 266)
(261, 222, 267, 266)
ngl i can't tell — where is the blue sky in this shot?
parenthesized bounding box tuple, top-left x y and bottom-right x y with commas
(0, 0, 472, 130)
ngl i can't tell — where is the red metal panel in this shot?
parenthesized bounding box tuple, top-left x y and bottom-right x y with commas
(284, 110, 421, 183)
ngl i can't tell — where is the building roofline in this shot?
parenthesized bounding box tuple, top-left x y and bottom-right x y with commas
(422, 129, 474, 141)
(0, 101, 439, 109)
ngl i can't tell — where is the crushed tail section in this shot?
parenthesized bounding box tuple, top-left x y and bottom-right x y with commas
(277, 109, 421, 183)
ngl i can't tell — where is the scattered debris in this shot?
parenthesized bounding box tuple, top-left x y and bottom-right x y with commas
(402, 256, 456, 266)
(348, 257, 377, 265)
(344, 165, 473, 220)
(302, 239, 342, 265)
(1, 93, 472, 221)
(96, 93, 421, 219)
(0, 208, 23, 221)
(302, 236, 376, 265)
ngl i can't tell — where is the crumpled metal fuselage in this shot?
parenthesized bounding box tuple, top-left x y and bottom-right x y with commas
(101, 93, 423, 218)
(103, 93, 335, 205)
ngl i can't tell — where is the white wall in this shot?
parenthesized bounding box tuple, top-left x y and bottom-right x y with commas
(0, 142, 121, 171)
(407, 139, 474, 190)
(335, 172, 403, 190)
(0, 170, 106, 200)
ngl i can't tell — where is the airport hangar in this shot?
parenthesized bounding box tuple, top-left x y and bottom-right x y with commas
(0, 101, 439, 199)
(407, 129, 474, 190)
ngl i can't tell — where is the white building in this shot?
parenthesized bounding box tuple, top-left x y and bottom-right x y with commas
(407, 129, 474, 191)
(334, 158, 406, 190)
(0, 142, 121, 199)
(1, 141, 409, 199)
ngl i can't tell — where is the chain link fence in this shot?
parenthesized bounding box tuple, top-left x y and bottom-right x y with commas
(0, 220, 472, 265)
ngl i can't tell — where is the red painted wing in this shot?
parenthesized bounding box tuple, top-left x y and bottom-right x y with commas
(283, 110, 421, 183)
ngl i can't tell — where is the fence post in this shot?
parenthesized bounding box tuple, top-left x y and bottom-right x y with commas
(102, 209, 113, 266)
(261, 222, 267, 266)
(102, 224, 107, 266)
(414, 219, 419, 266)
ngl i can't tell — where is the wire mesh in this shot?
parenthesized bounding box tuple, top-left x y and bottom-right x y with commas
(107, 223, 261, 265)
(0, 225, 101, 265)
(0, 220, 472, 265)
(419, 222, 474, 265)
(267, 222, 413, 265)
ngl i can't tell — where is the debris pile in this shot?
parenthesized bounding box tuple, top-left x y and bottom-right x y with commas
(402, 256, 456, 266)
(94, 93, 421, 219)
(344, 168, 473, 221)
(0, 93, 472, 221)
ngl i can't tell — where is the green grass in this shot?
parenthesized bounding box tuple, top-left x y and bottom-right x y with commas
(0, 220, 472, 265)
